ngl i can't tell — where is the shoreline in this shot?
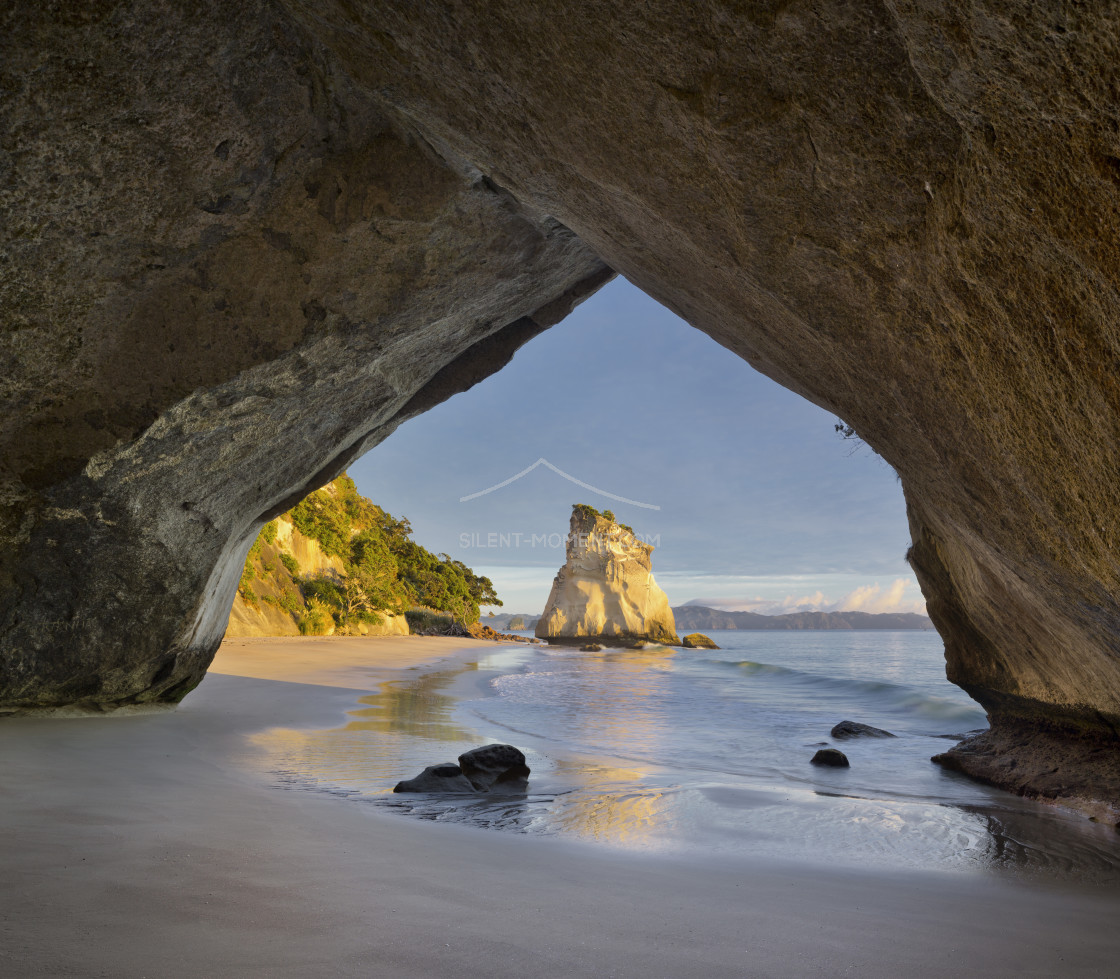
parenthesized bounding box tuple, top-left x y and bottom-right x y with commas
(212, 633, 503, 688)
(2, 635, 1118, 976)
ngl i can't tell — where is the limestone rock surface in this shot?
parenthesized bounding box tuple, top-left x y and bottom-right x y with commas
(0, 0, 609, 709)
(285, 0, 1120, 806)
(536, 508, 679, 646)
(682, 633, 720, 650)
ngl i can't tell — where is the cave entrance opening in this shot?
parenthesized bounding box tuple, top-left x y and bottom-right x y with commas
(346, 275, 924, 627)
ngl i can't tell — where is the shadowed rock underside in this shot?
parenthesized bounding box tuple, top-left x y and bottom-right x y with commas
(3, 1, 1120, 811)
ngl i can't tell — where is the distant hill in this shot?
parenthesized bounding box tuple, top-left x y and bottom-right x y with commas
(672, 605, 934, 631)
(484, 613, 540, 631)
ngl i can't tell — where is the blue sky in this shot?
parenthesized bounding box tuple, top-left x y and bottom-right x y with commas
(350, 278, 926, 616)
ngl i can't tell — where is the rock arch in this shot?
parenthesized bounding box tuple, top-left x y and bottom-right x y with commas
(3, 1, 1118, 808)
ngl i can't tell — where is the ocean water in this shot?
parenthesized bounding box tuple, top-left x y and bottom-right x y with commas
(249, 630, 1120, 882)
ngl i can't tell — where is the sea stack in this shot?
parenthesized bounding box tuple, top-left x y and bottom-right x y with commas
(536, 505, 679, 647)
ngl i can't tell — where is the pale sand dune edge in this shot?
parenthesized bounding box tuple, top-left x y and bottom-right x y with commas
(0, 636, 1117, 978)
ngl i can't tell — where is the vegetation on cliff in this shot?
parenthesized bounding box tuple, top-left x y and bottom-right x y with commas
(237, 475, 500, 634)
(571, 503, 633, 535)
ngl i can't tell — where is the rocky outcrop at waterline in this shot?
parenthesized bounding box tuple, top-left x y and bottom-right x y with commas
(682, 633, 720, 650)
(932, 727, 1120, 825)
(831, 721, 896, 740)
(536, 507, 679, 647)
(394, 744, 530, 794)
(3, 2, 1120, 811)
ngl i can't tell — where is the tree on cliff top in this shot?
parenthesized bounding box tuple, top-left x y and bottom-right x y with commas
(571, 503, 634, 536)
(264, 474, 499, 625)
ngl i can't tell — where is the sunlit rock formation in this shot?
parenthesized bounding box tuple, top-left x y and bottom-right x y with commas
(225, 516, 409, 638)
(536, 507, 679, 647)
(4, 1, 1120, 811)
(226, 516, 345, 638)
(681, 633, 719, 650)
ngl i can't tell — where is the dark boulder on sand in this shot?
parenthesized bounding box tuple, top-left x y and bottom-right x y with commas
(831, 720, 896, 740)
(394, 744, 531, 794)
(811, 749, 850, 768)
(458, 743, 531, 792)
(393, 764, 478, 794)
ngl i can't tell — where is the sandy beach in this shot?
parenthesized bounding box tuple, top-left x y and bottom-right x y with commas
(2, 635, 1118, 977)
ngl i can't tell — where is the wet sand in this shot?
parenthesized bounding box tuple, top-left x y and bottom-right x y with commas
(1, 635, 1117, 977)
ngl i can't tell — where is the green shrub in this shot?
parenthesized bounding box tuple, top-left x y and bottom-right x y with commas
(261, 589, 304, 616)
(298, 599, 334, 635)
(405, 608, 456, 634)
(261, 520, 278, 544)
(280, 553, 300, 576)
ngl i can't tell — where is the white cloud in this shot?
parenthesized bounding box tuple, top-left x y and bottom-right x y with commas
(835, 578, 920, 614)
(683, 578, 926, 616)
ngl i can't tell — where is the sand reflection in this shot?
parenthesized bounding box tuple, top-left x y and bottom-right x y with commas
(544, 757, 676, 847)
(248, 663, 480, 792)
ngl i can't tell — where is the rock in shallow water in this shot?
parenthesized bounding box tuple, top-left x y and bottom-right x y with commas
(393, 744, 530, 794)
(536, 507, 679, 646)
(393, 764, 478, 794)
(458, 743, 530, 792)
(682, 633, 720, 649)
(811, 749, 850, 768)
(831, 720, 896, 739)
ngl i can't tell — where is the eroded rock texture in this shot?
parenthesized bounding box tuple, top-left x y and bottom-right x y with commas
(3, 1, 1120, 809)
(0, 0, 610, 708)
(536, 508, 679, 646)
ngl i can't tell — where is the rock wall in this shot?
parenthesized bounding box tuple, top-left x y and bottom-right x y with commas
(3, 1, 1120, 808)
(536, 509, 679, 646)
(0, 0, 609, 709)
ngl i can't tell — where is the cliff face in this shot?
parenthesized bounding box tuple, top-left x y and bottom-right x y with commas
(536, 510, 678, 646)
(224, 517, 409, 639)
(225, 517, 344, 638)
(4, 2, 1120, 809)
